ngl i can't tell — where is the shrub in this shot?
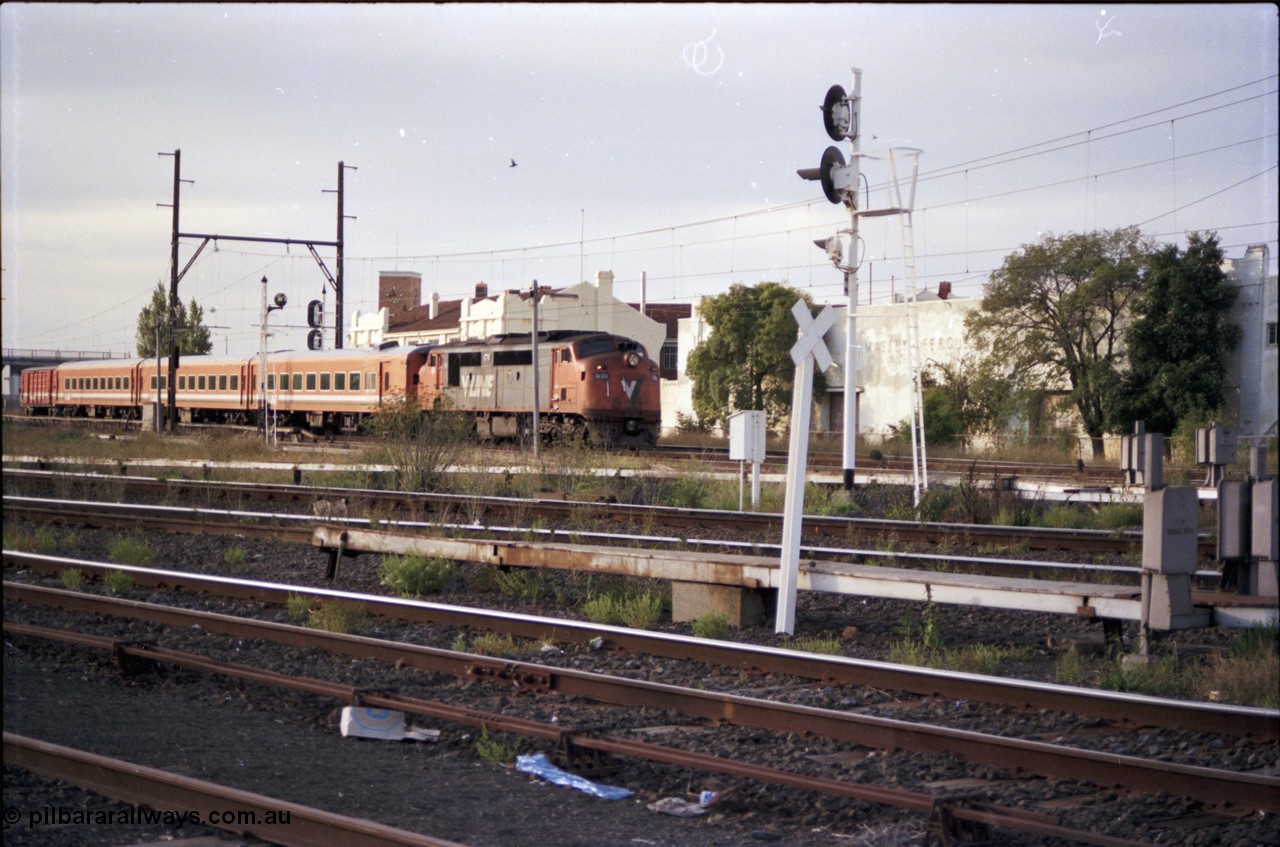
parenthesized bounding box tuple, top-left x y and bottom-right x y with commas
(378, 553, 456, 598)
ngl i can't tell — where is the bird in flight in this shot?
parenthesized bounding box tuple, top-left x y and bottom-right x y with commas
(510, 158, 518, 168)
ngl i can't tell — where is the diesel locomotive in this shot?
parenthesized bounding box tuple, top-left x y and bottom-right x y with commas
(18, 330, 661, 446)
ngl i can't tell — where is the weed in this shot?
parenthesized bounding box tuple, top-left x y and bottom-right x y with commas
(1055, 650, 1089, 686)
(1098, 503, 1143, 532)
(470, 632, 522, 655)
(60, 568, 85, 591)
(286, 593, 314, 621)
(581, 590, 664, 628)
(450, 634, 469, 652)
(103, 570, 134, 595)
(307, 600, 367, 634)
(378, 553, 456, 598)
(223, 545, 247, 566)
(495, 568, 547, 603)
(107, 536, 154, 566)
(691, 612, 730, 640)
(784, 636, 843, 656)
(4, 525, 59, 554)
(475, 724, 520, 764)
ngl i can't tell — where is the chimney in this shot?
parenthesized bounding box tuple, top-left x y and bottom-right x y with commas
(937, 281, 952, 300)
(429, 291, 439, 320)
(475, 281, 489, 300)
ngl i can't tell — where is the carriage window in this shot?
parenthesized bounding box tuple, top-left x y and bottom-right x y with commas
(306, 373, 317, 391)
(124, 377, 130, 389)
(494, 350, 533, 366)
(366, 372, 375, 391)
(161, 376, 168, 390)
(198, 375, 206, 390)
(230, 375, 238, 391)
(576, 339, 616, 357)
(335, 372, 346, 391)
(348, 371, 360, 390)
(320, 372, 331, 391)
(218, 375, 227, 390)
(267, 374, 276, 391)
(291, 373, 301, 391)
(383, 372, 390, 390)
(150, 376, 157, 390)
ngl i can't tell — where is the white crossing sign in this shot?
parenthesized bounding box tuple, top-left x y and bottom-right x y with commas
(776, 300, 837, 634)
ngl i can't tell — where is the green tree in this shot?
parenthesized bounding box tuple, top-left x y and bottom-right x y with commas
(1105, 231, 1239, 435)
(685, 281, 826, 430)
(965, 227, 1150, 457)
(136, 282, 213, 357)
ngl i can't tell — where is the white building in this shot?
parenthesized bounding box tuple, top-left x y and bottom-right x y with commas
(347, 270, 667, 365)
(668, 244, 1277, 445)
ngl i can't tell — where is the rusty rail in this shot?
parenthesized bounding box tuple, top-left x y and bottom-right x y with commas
(5, 563, 1274, 741)
(5, 585, 1277, 812)
(3, 626, 1154, 847)
(4, 732, 466, 847)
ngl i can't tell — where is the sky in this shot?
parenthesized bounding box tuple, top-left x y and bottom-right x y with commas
(2, 3, 1277, 359)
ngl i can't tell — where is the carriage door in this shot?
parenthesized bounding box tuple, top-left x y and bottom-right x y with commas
(550, 347, 574, 408)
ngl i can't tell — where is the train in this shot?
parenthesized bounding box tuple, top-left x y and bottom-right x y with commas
(18, 330, 661, 446)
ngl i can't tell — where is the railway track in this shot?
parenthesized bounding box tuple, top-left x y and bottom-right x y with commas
(5, 468, 1189, 558)
(2, 413, 1189, 487)
(6, 569, 1277, 842)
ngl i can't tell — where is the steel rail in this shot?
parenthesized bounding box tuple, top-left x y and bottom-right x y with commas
(3, 732, 466, 847)
(0, 626, 1156, 847)
(1, 494, 1155, 584)
(5, 582, 1277, 812)
(5, 561, 1274, 741)
(3, 470, 1166, 555)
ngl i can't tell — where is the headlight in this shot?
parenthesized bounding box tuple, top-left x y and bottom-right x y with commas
(625, 352, 640, 367)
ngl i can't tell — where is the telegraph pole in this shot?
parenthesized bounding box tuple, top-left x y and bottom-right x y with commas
(157, 149, 191, 433)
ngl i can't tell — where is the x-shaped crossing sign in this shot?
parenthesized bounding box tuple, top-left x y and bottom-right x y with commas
(790, 300, 836, 371)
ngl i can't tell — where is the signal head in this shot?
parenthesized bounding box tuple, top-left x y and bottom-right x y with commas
(273, 292, 288, 309)
(823, 84, 855, 141)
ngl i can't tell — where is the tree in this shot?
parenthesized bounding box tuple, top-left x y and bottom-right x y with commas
(136, 282, 213, 358)
(685, 281, 826, 431)
(1105, 231, 1239, 435)
(965, 227, 1149, 457)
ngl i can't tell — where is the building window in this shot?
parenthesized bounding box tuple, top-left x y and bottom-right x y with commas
(1268, 321, 1278, 347)
(660, 342, 678, 374)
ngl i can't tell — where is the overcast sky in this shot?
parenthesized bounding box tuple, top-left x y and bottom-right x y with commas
(3, 3, 1276, 358)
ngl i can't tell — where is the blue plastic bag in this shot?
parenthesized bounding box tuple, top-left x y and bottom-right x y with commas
(515, 753, 633, 800)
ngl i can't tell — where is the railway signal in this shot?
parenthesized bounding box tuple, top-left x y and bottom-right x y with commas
(797, 71, 863, 491)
